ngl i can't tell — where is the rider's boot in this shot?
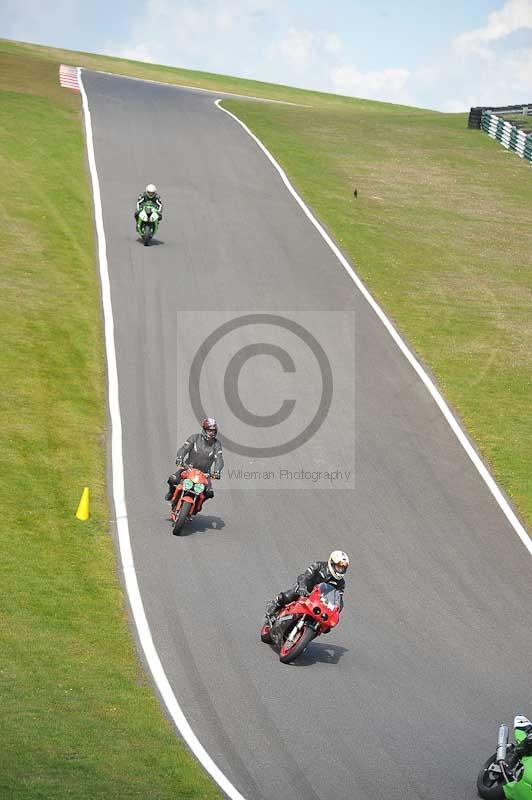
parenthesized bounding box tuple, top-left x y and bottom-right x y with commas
(261, 594, 285, 637)
(165, 475, 177, 502)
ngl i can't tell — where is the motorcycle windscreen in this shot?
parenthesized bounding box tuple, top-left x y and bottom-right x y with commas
(317, 582, 343, 610)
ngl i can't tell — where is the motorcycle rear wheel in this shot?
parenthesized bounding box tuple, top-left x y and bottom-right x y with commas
(476, 753, 506, 799)
(279, 624, 315, 664)
(172, 503, 190, 536)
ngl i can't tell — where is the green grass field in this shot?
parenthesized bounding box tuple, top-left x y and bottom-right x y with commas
(1, 34, 531, 799)
(0, 42, 221, 800)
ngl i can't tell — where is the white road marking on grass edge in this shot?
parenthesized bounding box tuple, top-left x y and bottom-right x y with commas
(214, 98, 532, 554)
(77, 68, 248, 800)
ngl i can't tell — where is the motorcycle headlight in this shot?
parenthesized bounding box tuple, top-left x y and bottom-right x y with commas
(194, 483, 205, 493)
(183, 478, 194, 490)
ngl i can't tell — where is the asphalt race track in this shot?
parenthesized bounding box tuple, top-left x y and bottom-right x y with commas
(83, 70, 532, 800)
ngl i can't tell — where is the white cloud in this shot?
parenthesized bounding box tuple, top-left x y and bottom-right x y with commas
(266, 28, 345, 71)
(106, 0, 284, 75)
(455, 0, 532, 54)
(265, 27, 412, 102)
(108, 7, 354, 95)
(322, 32, 343, 57)
(271, 28, 317, 69)
(408, 0, 532, 110)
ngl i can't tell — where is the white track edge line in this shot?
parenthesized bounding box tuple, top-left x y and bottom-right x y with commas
(86, 66, 308, 106)
(77, 68, 248, 800)
(214, 98, 532, 554)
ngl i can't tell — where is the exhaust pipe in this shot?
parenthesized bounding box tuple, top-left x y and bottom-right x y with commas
(496, 724, 509, 763)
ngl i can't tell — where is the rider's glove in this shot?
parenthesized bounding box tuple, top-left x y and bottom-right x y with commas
(212, 471, 221, 480)
(297, 585, 310, 597)
(175, 459, 183, 467)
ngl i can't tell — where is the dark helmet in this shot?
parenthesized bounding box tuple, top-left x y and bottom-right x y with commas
(202, 417, 218, 441)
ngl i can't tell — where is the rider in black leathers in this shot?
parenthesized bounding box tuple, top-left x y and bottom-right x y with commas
(263, 551, 349, 633)
(165, 418, 224, 502)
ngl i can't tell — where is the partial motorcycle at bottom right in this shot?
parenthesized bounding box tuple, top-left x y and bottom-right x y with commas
(260, 582, 342, 664)
(477, 715, 532, 799)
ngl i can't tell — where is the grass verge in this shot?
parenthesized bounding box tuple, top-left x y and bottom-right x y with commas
(0, 43, 220, 800)
(218, 98, 532, 524)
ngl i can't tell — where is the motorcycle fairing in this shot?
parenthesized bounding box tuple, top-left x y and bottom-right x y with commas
(504, 717, 532, 799)
(170, 467, 208, 521)
(503, 764, 532, 798)
(270, 613, 299, 649)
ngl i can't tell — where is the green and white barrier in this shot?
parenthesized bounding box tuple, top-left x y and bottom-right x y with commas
(480, 110, 532, 164)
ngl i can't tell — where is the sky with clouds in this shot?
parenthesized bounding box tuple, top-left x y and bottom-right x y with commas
(3, 0, 532, 111)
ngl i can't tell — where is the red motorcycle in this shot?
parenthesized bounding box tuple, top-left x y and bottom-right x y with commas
(260, 582, 343, 664)
(170, 467, 211, 535)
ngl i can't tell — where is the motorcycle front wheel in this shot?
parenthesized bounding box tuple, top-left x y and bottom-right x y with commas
(172, 502, 190, 536)
(476, 753, 506, 799)
(260, 623, 272, 643)
(279, 623, 315, 664)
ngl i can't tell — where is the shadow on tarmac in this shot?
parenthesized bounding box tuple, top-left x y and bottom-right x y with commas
(173, 514, 226, 536)
(292, 641, 349, 667)
(135, 236, 165, 246)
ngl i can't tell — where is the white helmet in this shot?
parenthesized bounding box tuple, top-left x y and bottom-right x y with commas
(328, 550, 349, 580)
(145, 183, 157, 197)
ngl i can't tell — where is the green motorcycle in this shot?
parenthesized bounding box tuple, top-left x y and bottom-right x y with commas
(136, 202, 160, 246)
(478, 715, 532, 798)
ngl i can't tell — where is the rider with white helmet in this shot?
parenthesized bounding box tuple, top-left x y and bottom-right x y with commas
(134, 183, 163, 221)
(263, 551, 349, 636)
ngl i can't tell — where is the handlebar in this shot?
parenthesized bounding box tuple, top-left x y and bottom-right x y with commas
(176, 461, 220, 479)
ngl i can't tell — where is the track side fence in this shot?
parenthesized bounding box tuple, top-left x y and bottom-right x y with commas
(468, 103, 532, 165)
